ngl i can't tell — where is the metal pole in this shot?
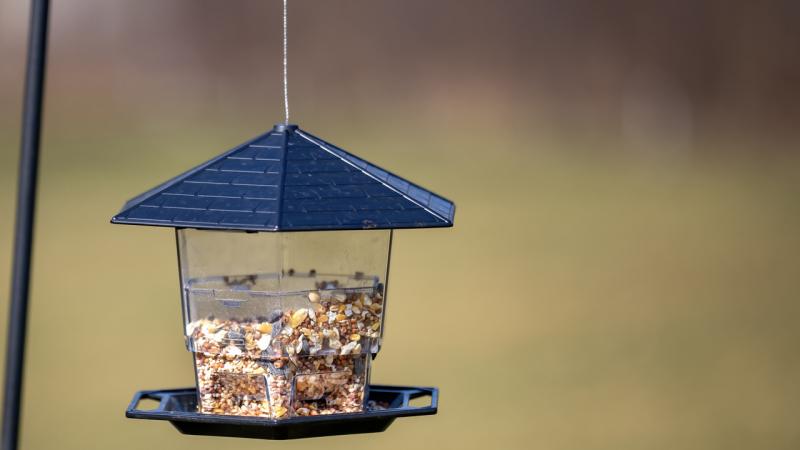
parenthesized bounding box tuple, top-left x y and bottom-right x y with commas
(2, 0, 50, 449)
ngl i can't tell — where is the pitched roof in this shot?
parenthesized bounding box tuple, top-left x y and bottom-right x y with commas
(110, 124, 455, 231)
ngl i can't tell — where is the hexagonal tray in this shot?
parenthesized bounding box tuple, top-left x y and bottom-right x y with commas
(126, 385, 438, 440)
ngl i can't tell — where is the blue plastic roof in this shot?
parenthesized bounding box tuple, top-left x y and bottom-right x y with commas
(111, 124, 455, 231)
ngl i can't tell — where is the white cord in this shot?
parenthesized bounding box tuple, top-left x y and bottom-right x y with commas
(282, 0, 289, 124)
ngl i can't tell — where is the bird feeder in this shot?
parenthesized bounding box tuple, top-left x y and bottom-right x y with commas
(112, 124, 454, 439)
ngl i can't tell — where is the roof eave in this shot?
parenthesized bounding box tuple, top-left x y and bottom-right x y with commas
(110, 216, 453, 232)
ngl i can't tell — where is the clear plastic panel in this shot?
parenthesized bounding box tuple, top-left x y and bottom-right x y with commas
(194, 353, 371, 419)
(292, 356, 369, 416)
(178, 228, 390, 359)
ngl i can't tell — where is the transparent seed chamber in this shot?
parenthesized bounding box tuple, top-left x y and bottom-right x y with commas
(178, 228, 391, 419)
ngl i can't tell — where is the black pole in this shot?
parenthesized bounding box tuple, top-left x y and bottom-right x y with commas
(2, 0, 50, 449)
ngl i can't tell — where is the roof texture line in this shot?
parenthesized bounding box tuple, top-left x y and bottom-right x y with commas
(114, 130, 274, 214)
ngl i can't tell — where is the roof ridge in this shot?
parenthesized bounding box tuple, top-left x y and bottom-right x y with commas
(273, 127, 291, 229)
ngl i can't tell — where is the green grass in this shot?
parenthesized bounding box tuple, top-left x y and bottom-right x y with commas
(1, 121, 799, 450)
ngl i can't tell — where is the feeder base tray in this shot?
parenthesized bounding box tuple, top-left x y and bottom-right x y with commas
(126, 385, 438, 440)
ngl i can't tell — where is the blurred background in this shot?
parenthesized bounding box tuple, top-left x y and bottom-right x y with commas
(1, 0, 800, 449)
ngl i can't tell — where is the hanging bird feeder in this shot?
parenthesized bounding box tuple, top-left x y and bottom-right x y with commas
(110, 0, 454, 439)
(111, 123, 455, 439)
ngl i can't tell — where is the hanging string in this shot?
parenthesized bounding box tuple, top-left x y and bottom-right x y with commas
(282, 0, 289, 124)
